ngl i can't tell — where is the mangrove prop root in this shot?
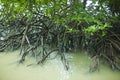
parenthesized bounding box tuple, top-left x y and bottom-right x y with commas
(101, 54, 120, 71)
(89, 55, 100, 72)
(19, 46, 38, 63)
(61, 53, 69, 70)
(0, 33, 22, 52)
(37, 49, 58, 64)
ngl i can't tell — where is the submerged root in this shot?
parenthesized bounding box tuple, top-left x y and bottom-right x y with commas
(101, 54, 120, 71)
(110, 57, 120, 71)
(89, 55, 100, 72)
(19, 46, 37, 63)
(37, 49, 58, 64)
(61, 53, 69, 70)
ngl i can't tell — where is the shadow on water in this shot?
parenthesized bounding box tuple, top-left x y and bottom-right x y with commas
(0, 50, 120, 80)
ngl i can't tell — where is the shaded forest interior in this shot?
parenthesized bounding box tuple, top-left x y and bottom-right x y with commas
(0, 0, 120, 72)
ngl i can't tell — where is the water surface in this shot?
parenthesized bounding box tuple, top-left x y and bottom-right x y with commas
(0, 50, 120, 80)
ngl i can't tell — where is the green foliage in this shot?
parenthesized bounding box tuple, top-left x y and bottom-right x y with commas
(0, 0, 114, 35)
(83, 23, 112, 36)
(65, 25, 79, 33)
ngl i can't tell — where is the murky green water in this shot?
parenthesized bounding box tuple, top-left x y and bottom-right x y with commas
(0, 50, 120, 80)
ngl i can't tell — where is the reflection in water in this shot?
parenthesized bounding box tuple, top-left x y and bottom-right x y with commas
(0, 50, 120, 80)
